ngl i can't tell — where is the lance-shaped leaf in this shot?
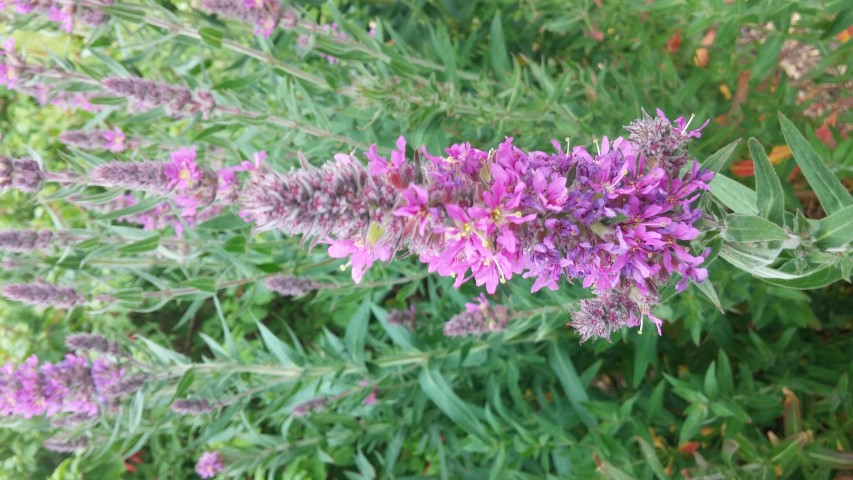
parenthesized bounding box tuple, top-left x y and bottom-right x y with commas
(724, 214, 790, 243)
(702, 139, 741, 173)
(418, 364, 490, 443)
(710, 174, 758, 215)
(748, 138, 785, 225)
(812, 205, 853, 250)
(779, 113, 852, 215)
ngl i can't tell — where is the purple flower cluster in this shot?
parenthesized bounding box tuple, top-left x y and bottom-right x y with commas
(387, 305, 417, 330)
(195, 451, 225, 478)
(0, 349, 139, 421)
(443, 294, 509, 337)
(100, 77, 215, 119)
(265, 274, 325, 297)
(59, 127, 130, 152)
(1, 280, 84, 308)
(89, 147, 221, 228)
(1, 156, 44, 193)
(0, 229, 55, 252)
(1, 38, 101, 113)
(200, 0, 295, 38)
(3, 0, 112, 33)
(241, 110, 714, 340)
(291, 396, 329, 417)
(171, 398, 217, 416)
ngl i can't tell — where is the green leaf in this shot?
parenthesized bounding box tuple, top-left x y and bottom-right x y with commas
(809, 447, 853, 469)
(489, 11, 510, 77)
(812, 205, 853, 250)
(702, 139, 741, 173)
(96, 197, 162, 221)
(214, 72, 269, 91)
(345, 298, 371, 365)
(548, 340, 596, 428)
(717, 350, 734, 397)
(724, 214, 790, 243)
(118, 235, 160, 255)
(821, 9, 853, 38)
(181, 278, 216, 294)
(256, 321, 298, 367)
(750, 33, 784, 82)
(748, 138, 785, 225)
(199, 26, 223, 49)
(634, 436, 667, 480)
(89, 96, 128, 106)
(758, 264, 845, 289)
(710, 174, 758, 215)
(196, 214, 250, 231)
(174, 369, 195, 399)
(418, 364, 489, 443)
(694, 279, 724, 313)
(719, 242, 785, 277)
(192, 124, 229, 142)
(632, 330, 657, 388)
(101, 4, 145, 22)
(779, 113, 853, 215)
(704, 361, 718, 399)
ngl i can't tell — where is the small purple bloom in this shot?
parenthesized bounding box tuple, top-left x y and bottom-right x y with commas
(195, 451, 225, 478)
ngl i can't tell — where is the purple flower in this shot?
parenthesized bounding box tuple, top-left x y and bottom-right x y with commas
(165, 146, 200, 190)
(195, 451, 225, 478)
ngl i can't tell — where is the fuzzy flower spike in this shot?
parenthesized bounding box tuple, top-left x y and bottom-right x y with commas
(240, 111, 714, 341)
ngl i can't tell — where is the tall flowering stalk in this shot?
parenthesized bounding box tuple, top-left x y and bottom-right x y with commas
(0, 336, 143, 422)
(199, 0, 295, 38)
(241, 110, 714, 340)
(0, 229, 56, 253)
(59, 128, 132, 152)
(0, 156, 45, 193)
(100, 77, 216, 119)
(1, 280, 85, 308)
(1, 38, 102, 113)
(89, 147, 219, 219)
(2, 0, 112, 32)
(444, 295, 509, 337)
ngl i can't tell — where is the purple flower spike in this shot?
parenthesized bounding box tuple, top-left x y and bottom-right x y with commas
(240, 109, 715, 340)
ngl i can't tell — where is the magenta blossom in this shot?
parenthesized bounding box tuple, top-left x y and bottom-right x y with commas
(165, 147, 200, 190)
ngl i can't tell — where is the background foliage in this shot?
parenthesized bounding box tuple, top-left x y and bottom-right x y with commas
(1, 0, 851, 479)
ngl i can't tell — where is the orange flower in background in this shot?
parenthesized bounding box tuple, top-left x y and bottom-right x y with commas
(666, 29, 682, 53)
(694, 27, 717, 67)
(837, 25, 853, 43)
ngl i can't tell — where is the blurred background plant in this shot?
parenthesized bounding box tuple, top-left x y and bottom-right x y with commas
(0, 0, 851, 478)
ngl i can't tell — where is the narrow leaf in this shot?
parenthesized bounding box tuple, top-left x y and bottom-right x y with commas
(813, 205, 853, 250)
(702, 139, 741, 173)
(748, 138, 785, 225)
(724, 214, 790, 243)
(418, 365, 489, 443)
(345, 298, 371, 365)
(489, 11, 510, 77)
(779, 113, 852, 214)
(710, 174, 758, 215)
(548, 340, 596, 428)
(634, 436, 667, 480)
